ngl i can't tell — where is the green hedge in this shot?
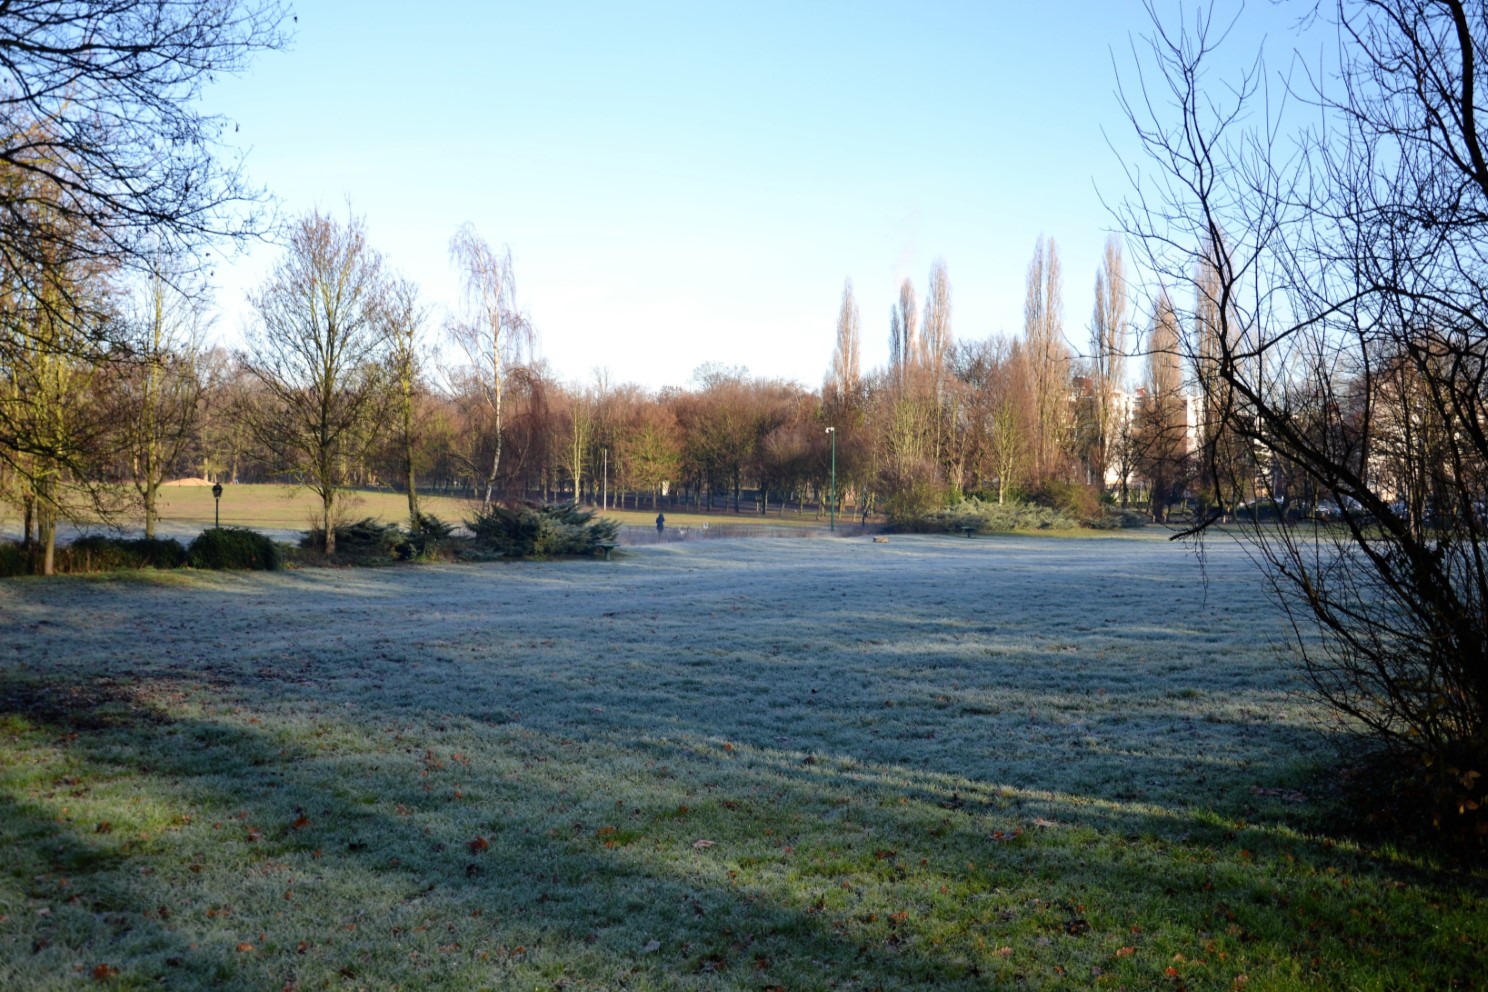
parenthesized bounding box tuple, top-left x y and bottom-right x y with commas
(0, 537, 188, 577)
(68, 536, 188, 571)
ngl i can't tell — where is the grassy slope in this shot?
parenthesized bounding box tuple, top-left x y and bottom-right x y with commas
(0, 536, 1482, 990)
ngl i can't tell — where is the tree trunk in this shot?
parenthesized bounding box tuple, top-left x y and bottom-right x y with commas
(403, 383, 418, 532)
(322, 490, 336, 554)
(22, 493, 33, 552)
(37, 504, 55, 577)
(406, 457, 418, 532)
(143, 479, 159, 540)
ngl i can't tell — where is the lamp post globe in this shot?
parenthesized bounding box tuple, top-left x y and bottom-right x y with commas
(211, 482, 223, 529)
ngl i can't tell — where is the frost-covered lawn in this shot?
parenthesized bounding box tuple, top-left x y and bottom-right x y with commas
(0, 535, 1482, 991)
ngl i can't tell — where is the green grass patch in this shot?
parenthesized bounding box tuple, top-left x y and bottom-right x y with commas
(0, 537, 1481, 990)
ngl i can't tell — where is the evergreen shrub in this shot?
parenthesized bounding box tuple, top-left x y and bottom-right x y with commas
(187, 527, 280, 570)
(895, 497, 1078, 534)
(402, 512, 455, 560)
(301, 516, 404, 557)
(467, 501, 619, 558)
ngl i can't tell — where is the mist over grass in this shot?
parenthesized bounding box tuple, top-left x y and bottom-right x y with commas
(1, 535, 1482, 990)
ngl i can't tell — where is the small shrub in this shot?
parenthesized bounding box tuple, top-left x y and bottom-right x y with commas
(467, 501, 619, 558)
(187, 527, 280, 570)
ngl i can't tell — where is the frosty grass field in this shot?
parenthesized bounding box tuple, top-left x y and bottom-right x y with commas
(1, 534, 1484, 991)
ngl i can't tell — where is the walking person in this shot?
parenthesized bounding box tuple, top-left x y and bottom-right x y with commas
(656, 512, 665, 534)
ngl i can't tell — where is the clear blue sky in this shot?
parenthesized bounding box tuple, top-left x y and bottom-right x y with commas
(206, 1, 1295, 391)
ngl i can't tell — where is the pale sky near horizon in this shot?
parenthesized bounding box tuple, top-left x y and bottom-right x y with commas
(204, 1, 1298, 392)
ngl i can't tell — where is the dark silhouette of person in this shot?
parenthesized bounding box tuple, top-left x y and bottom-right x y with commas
(656, 512, 665, 534)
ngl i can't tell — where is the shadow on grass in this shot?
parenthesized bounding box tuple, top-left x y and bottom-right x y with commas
(2, 668, 1483, 991)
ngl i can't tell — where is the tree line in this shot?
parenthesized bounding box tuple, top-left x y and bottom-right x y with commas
(7, 188, 1254, 572)
(11, 194, 1433, 571)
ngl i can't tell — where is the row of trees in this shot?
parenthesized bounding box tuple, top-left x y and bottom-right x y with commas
(7, 194, 1268, 575)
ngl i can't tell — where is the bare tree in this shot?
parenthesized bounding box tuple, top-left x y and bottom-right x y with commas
(447, 224, 535, 510)
(381, 275, 429, 532)
(1119, 0, 1488, 838)
(1134, 291, 1190, 522)
(562, 385, 594, 501)
(118, 264, 208, 538)
(241, 209, 388, 555)
(985, 337, 1034, 505)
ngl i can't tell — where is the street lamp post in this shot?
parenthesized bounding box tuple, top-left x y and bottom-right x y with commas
(212, 482, 223, 529)
(825, 427, 836, 532)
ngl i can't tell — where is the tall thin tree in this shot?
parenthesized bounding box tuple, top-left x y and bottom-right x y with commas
(1089, 234, 1128, 490)
(922, 258, 953, 387)
(829, 279, 861, 404)
(1023, 236, 1068, 479)
(891, 279, 919, 388)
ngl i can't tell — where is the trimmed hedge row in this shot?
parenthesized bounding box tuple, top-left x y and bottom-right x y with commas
(0, 529, 279, 577)
(2, 502, 622, 577)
